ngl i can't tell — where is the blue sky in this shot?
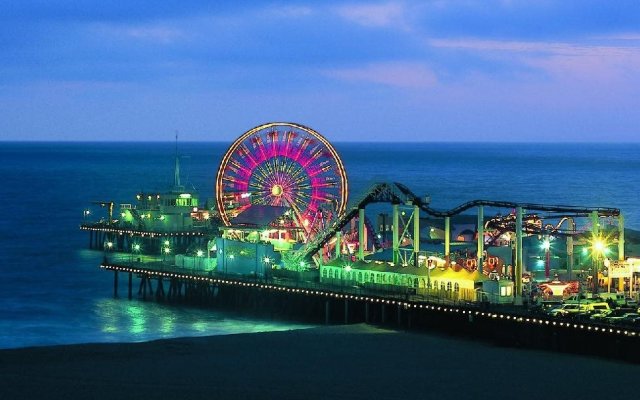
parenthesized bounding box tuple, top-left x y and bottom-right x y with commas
(1, 1, 639, 142)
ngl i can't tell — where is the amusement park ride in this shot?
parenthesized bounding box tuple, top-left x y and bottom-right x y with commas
(82, 122, 633, 305)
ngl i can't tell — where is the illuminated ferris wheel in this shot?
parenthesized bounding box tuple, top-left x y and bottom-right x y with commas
(215, 122, 348, 229)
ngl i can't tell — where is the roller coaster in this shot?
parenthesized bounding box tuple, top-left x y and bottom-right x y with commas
(291, 181, 621, 265)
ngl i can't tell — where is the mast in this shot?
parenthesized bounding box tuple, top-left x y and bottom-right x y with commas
(174, 130, 183, 191)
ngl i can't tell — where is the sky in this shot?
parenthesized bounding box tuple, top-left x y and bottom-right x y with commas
(1, 0, 639, 142)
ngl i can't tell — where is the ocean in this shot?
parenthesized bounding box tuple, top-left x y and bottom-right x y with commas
(1, 141, 639, 349)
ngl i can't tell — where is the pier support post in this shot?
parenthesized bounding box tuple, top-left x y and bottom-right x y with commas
(477, 205, 484, 274)
(365, 302, 369, 324)
(358, 208, 365, 261)
(397, 304, 402, 326)
(139, 276, 146, 300)
(381, 304, 386, 323)
(335, 231, 342, 260)
(128, 272, 133, 300)
(113, 270, 118, 298)
(325, 300, 330, 325)
(515, 206, 523, 304)
(344, 299, 349, 324)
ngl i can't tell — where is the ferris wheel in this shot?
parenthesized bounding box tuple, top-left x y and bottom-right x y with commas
(215, 122, 348, 229)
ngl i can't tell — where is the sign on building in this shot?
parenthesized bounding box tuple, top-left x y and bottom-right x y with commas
(609, 260, 631, 278)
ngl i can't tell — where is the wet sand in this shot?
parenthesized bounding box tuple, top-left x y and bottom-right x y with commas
(1, 324, 638, 399)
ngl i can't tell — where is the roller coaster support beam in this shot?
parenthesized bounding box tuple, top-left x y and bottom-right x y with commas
(358, 208, 365, 261)
(413, 205, 420, 267)
(618, 214, 625, 292)
(567, 218, 575, 279)
(591, 211, 599, 295)
(393, 204, 399, 264)
(515, 206, 523, 304)
(477, 206, 484, 274)
(444, 216, 451, 266)
(335, 231, 342, 261)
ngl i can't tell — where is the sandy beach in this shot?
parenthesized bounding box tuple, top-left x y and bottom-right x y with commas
(1, 324, 638, 399)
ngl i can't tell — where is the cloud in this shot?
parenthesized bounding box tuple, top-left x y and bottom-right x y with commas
(91, 22, 187, 44)
(334, 2, 408, 30)
(323, 62, 437, 89)
(262, 5, 313, 18)
(428, 37, 640, 84)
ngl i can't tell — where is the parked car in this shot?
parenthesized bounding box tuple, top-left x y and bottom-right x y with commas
(606, 312, 640, 325)
(590, 308, 635, 322)
(564, 294, 601, 304)
(530, 300, 562, 314)
(548, 304, 584, 318)
(616, 313, 640, 326)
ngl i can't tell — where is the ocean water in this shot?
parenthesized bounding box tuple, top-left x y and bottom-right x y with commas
(1, 141, 639, 349)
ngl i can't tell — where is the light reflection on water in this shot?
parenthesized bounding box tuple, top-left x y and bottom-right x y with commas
(92, 298, 312, 346)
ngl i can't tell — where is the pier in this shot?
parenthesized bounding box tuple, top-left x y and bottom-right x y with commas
(100, 258, 640, 362)
(83, 122, 640, 363)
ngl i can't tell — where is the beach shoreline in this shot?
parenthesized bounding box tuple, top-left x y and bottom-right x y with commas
(1, 324, 639, 399)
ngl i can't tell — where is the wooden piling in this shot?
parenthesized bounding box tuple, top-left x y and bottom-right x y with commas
(344, 299, 349, 324)
(113, 270, 118, 297)
(365, 302, 369, 324)
(325, 300, 330, 325)
(128, 272, 132, 300)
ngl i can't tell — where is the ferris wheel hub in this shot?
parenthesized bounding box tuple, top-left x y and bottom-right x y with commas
(271, 184, 284, 197)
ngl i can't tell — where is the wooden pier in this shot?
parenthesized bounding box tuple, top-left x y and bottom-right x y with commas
(100, 260, 640, 363)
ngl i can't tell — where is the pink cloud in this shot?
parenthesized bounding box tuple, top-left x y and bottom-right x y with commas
(324, 62, 437, 89)
(429, 37, 640, 84)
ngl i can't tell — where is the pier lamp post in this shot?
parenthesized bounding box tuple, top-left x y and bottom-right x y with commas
(227, 253, 234, 275)
(298, 261, 306, 286)
(163, 246, 171, 264)
(132, 243, 141, 266)
(103, 241, 113, 263)
(541, 238, 551, 279)
(196, 249, 204, 270)
(592, 238, 607, 295)
(344, 264, 352, 291)
(262, 256, 271, 282)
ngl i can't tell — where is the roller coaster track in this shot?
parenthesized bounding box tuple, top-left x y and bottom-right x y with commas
(292, 182, 620, 264)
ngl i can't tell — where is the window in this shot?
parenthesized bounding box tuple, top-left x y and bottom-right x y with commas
(446, 282, 452, 291)
(433, 280, 438, 290)
(440, 282, 446, 291)
(500, 286, 513, 296)
(454, 283, 460, 293)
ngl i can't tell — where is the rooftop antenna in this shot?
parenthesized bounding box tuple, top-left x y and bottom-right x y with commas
(173, 130, 184, 191)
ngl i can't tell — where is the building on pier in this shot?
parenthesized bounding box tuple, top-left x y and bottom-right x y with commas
(80, 141, 219, 256)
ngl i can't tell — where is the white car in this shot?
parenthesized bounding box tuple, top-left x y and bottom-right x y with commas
(548, 304, 584, 317)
